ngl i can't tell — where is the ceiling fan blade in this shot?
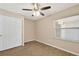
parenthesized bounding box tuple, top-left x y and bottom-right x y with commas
(32, 14, 34, 16)
(22, 9, 32, 11)
(40, 12, 45, 16)
(41, 6, 51, 10)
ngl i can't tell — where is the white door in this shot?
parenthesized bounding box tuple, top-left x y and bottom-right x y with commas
(0, 17, 3, 50)
(0, 15, 23, 51)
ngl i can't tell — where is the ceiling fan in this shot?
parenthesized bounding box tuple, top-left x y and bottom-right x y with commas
(22, 3, 51, 16)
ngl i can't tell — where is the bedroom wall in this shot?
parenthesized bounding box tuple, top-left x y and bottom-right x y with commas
(35, 4, 79, 55)
(24, 19, 35, 42)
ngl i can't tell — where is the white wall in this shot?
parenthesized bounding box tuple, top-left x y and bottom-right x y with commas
(24, 19, 35, 42)
(35, 4, 79, 55)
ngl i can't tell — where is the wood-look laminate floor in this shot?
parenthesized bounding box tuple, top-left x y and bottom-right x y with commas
(0, 41, 75, 56)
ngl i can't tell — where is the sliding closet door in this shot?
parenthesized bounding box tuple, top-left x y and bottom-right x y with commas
(0, 17, 3, 50)
(0, 15, 23, 51)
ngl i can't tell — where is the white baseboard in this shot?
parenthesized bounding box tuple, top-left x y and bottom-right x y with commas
(24, 39, 36, 43)
(36, 40, 79, 56)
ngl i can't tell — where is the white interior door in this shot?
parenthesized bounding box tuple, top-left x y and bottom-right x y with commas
(0, 17, 3, 50)
(0, 15, 23, 51)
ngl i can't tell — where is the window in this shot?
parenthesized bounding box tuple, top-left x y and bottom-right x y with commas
(56, 15, 79, 42)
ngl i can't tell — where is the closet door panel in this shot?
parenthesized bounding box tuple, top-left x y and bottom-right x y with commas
(0, 15, 22, 51)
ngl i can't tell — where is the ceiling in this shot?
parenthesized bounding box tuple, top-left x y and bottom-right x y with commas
(0, 3, 78, 20)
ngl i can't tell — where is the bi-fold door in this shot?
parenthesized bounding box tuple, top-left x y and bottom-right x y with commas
(0, 15, 23, 51)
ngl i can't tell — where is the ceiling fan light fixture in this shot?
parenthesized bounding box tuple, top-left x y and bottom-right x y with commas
(34, 3, 38, 9)
(32, 3, 40, 16)
(33, 10, 40, 16)
(22, 3, 51, 16)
